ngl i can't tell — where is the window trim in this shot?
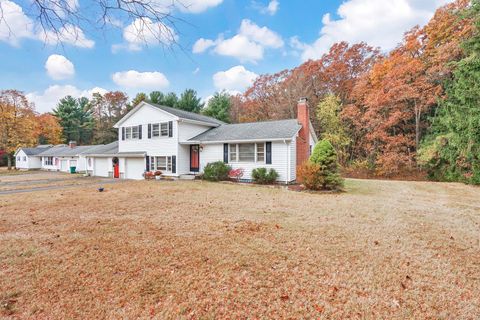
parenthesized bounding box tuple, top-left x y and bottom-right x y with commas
(44, 156, 54, 166)
(150, 122, 170, 138)
(149, 156, 173, 172)
(125, 126, 140, 140)
(228, 143, 266, 163)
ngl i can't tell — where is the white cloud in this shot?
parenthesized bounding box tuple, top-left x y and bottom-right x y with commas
(256, 0, 279, 15)
(214, 35, 264, 63)
(176, 0, 223, 13)
(114, 17, 178, 52)
(45, 54, 75, 80)
(0, 0, 35, 46)
(239, 19, 283, 48)
(26, 85, 107, 113)
(192, 38, 216, 53)
(193, 67, 200, 75)
(193, 19, 283, 62)
(297, 0, 450, 61)
(39, 24, 95, 48)
(213, 65, 258, 92)
(0, 0, 94, 49)
(112, 70, 169, 89)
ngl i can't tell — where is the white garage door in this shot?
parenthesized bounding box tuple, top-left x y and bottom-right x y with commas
(125, 158, 145, 180)
(94, 158, 109, 177)
(60, 160, 68, 172)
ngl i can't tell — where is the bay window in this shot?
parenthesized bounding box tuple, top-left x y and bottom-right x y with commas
(229, 143, 266, 163)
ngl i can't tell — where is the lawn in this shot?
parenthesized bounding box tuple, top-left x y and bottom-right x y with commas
(0, 176, 479, 319)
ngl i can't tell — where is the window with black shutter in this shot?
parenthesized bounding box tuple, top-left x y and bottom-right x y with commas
(266, 142, 272, 164)
(138, 125, 142, 139)
(148, 124, 152, 138)
(172, 156, 176, 173)
(168, 121, 173, 137)
(145, 156, 150, 172)
(122, 127, 125, 140)
(223, 144, 228, 163)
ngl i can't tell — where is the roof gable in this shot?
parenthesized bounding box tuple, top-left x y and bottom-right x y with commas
(114, 101, 223, 128)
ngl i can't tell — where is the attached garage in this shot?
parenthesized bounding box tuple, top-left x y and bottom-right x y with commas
(125, 157, 145, 180)
(94, 158, 110, 177)
(60, 160, 68, 172)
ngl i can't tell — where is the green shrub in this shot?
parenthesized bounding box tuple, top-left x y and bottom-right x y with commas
(203, 161, 231, 181)
(251, 167, 279, 184)
(299, 139, 344, 190)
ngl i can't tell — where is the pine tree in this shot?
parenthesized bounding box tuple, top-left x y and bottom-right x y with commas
(419, 0, 480, 184)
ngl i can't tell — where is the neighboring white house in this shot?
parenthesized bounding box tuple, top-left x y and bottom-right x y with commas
(15, 98, 317, 183)
(14, 145, 53, 170)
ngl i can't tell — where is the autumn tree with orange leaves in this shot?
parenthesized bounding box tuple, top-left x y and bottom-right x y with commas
(342, 0, 473, 175)
(0, 90, 38, 169)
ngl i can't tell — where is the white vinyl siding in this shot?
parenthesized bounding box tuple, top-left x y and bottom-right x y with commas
(200, 141, 292, 182)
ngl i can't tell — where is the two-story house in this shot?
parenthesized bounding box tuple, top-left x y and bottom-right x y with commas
(17, 98, 317, 183)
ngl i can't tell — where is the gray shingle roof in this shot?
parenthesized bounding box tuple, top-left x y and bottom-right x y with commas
(20, 146, 54, 155)
(148, 102, 225, 126)
(188, 119, 301, 143)
(37, 145, 99, 157)
(82, 142, 119, 155)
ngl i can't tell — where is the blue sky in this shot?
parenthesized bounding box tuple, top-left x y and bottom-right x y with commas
(0, 0, 449, 113)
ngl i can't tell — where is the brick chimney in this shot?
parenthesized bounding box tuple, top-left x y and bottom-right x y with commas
(69, 141, 77, 148)
(296, 98, 310, 169)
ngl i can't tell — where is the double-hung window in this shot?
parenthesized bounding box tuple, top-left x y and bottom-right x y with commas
(151, 122, 169, 137)
(44, 157, 53, 166)
(150, 156, 172, 172)
(229, 143, 266, 163)
(125, 126, 140, 140)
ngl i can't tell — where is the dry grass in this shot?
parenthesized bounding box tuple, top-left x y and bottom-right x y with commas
(0, 176, 479, 319)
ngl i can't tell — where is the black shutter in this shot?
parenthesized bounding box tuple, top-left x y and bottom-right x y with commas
(138, 125, 142, 139)
(223, 143, 228, 163)
(168, 121, 173, 137)
(266, 142, 272, 164)
(145, 156, 150, 172)
(148, 124, 151, 138)
(172, 156, 176, 174)
(122, 127, 125, 140)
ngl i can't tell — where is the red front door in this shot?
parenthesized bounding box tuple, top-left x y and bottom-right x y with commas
(114, 163, 119, 178)
(190, 145, 200, 172)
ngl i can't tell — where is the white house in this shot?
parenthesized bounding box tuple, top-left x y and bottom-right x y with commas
(14, 145, 53, 170)
(15, 98, 317, 183)
(92, 98, 316, 182)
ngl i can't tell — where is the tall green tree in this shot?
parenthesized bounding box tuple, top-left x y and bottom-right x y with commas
(176, 89, 203, 113)
(149, 91, 164, 104)
(162, 92, 178, 108)
(202, 91, 231, 123)
(53, 96, 94, 145)
(419, 0, 480, 184)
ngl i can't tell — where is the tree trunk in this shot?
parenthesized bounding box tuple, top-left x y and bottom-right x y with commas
(7, 154, 12, 170)
(415, 110, 421, 151)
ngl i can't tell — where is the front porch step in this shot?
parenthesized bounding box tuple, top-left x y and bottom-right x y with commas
(179, 174, 197, 180)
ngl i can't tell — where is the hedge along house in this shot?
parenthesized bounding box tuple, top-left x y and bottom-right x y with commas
(100, 98, 317, 182)
(14, 145, 54, 170)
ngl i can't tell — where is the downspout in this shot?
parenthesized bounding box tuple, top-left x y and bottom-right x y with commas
(284, 139, 290, 185)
